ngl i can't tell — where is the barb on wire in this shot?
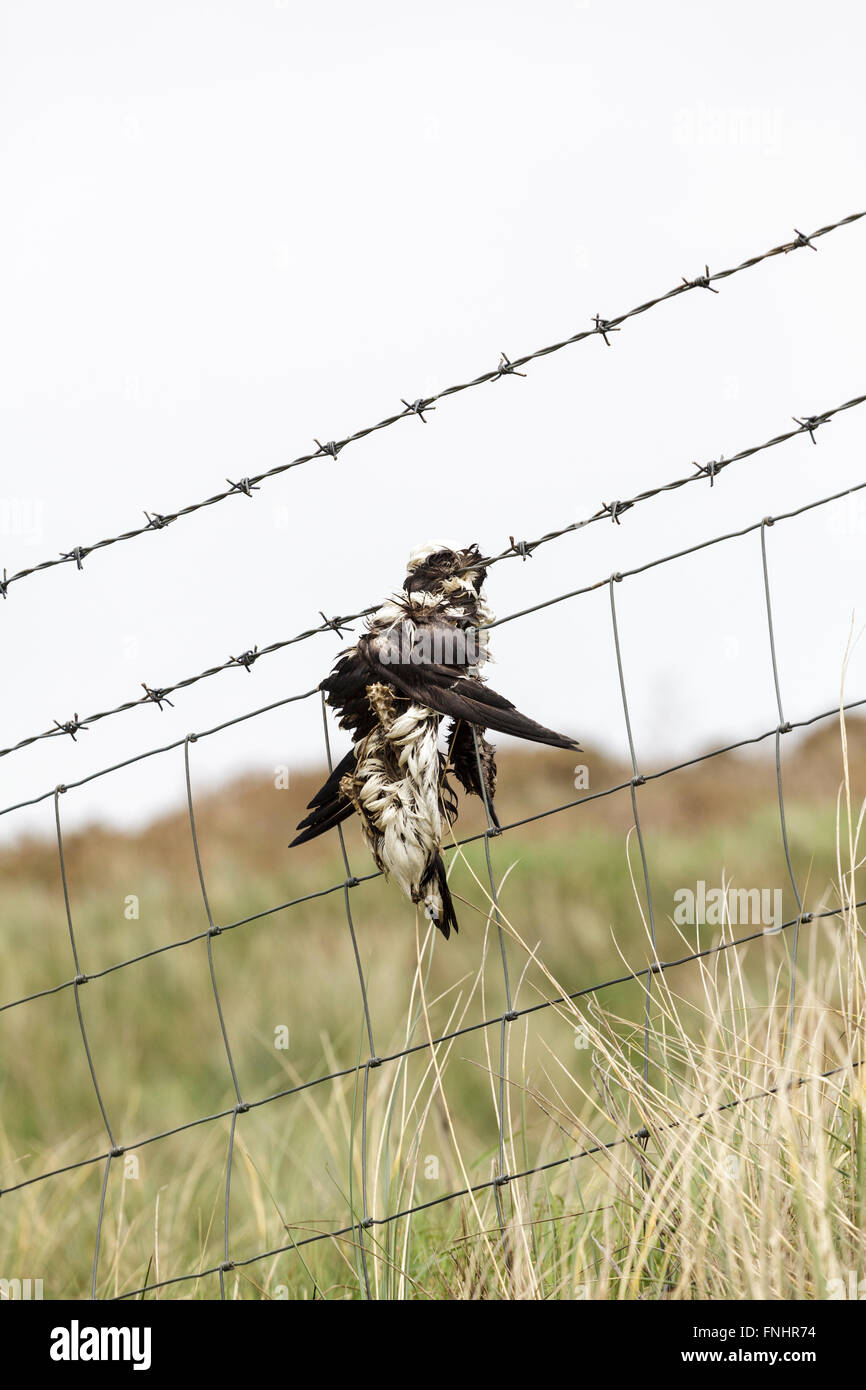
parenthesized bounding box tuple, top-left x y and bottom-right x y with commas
(792, 414, 829, 444)
(592, 314, 621, 346)
(3, 391, 863, 769)
(229, 647, 259, 673)
(602, 499, 633, 525)
(314, 439, 343, 459)
(401, 397, 435, 423)
(681, 265, 718, 293)
(141, 684, 175, 712)
(790, 228, 817, 252)
(493, 352, 526, 379)
(509, 536, 533, 560)
(692, 456, 723, 486)
(2, 211, 862, 603)
(52, 714, 87, 742)
(226, 477, 260, 498)
(61, 547, 87, 570)
(319, 612, 353, 639)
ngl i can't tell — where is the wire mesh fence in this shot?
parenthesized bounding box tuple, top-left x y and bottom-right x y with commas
(1, 213, 864, 1300)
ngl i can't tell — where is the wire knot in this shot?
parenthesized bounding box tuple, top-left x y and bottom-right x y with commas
(209, 925, 223, 937)
(314, 438, 344, 459)
(55, 783, 67, 795)
(799, 911, 814, 924)
(361, 1216, 375, 1228)
(344, 875, 360, 889)
(493, 352, 526, 380)
(74, 972, 88, 986)
(235, 1102, 250, 1114)
(779, 721, 792, 735)
(791, 228, 817, 252)
(219, 1260, 235, 1272)
(230, 646, 259, 673)
(692, 457, 723, 487)
(503, 1010, 519, 1022)
(793, 414, 829, 445)
(592, 314, 620, 346)
(141, 683, 175, 711)
(762, 516, 776, 528)
(61, 546, 87, 570)
(110, 1146, 125, 1157)
(368, 1056, 383, 1069)
(226, 476, 261, 498)
(632, 774, 646, 787)
(509, 536, 533, 561)
(53, 713, 88, 741)
(681, 264, 718, 293)
(0, 569, 9, 600)
(401, 397, 436, 423)
(143, 511, 171, 530)
(320, 612, 352, 638)
(603, 499, 632, 525)
(493, 1173, 511, 1187)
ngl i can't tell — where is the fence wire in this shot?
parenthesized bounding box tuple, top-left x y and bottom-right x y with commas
(1, 214, 864, 1300)
(0, 209, 862, 610)
(2, 388, 865, 768)
(1, 474, 863, 1298)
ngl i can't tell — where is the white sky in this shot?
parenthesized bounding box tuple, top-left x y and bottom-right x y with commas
(1, 0, 864, 841)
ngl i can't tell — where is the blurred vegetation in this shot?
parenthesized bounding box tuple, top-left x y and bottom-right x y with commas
(0, 716, 863, 1298)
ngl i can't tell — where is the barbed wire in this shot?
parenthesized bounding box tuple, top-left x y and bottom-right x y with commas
(0, 477, 862, 1299)
(1, 469, 863, 825)
(2, 389, 864, 771)
(2, 217, 864, 1300)
(0, 211, 861, 606)
(1, 471, 863, 827)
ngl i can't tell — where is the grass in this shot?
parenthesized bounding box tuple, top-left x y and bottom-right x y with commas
(0, 714, 863, 1299)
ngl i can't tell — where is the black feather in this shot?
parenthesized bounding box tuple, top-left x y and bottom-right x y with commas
(289, 747, 357, 847)
(421, 852, 458, 939)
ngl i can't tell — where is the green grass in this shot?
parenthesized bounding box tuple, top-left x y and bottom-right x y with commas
(0, 720, 864, 1298)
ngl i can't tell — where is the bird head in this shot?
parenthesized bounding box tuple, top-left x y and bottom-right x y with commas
(402, 541, 488, 597)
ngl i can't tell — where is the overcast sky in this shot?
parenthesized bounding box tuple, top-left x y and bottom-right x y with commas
(1, 0, 864, 841)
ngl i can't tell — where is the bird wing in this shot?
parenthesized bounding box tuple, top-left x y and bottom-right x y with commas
(289, 747, 357, 847)
(446, 719, 500, 827)
(361, 631, 579, 751)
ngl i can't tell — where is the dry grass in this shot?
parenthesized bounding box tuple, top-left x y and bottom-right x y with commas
(0, 717, 863, 1298)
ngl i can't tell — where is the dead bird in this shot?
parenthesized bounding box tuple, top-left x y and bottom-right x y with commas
(290, 542, 579, 938)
